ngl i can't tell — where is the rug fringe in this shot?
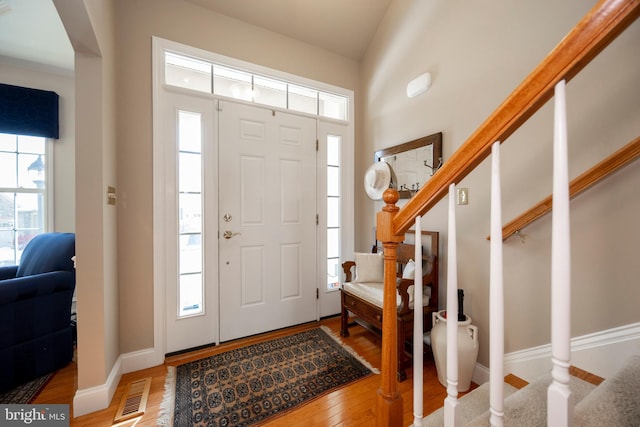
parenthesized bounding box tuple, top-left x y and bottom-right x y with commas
(320, 325, 380, 374)
(157, 366, 176, 427)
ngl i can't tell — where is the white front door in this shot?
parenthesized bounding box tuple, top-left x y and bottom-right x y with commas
(218, 100, 318, 342)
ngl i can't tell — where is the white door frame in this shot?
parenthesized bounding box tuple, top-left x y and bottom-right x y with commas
(151, 37, 354, 360)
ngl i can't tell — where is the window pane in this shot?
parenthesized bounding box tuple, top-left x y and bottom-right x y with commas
(0, 194, 14, 229)
(214, 66, 252, 101)
(17, 135, 45, 154)
(0, 133, 16, 151)
(327, 228, 339, 259)
(289, 85, 317, 115)
(327, 197, 339, 228)
(16, 193, 42, 234)
(16, 230, 37, 254)
(254, 76, 286, 108)
(179, 153, 201, 193)
(165, 52, 212, 93)
(179, 193, 202, 234)
(327, 166, 339, 197)
(178, 111, 202, 153)
(0, 229, 15, 267)
(327, 135, 340, 166)
(319, 92, 348, 120)
(180, 233, 202, 275)
(0, 153, 17, 187)
(327, 258, 340, 290)
(19, 153, 45, 189)
(179, 273, 203, 316)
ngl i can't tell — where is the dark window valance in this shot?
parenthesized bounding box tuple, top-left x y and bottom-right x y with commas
(0, 83, 59, 139)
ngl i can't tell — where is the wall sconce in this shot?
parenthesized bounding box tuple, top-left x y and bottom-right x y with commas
(406, 72, 432, 98)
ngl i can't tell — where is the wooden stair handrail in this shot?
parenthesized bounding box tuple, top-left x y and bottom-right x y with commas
(391, 0, 640, 237)
(492, 135, 640, 241)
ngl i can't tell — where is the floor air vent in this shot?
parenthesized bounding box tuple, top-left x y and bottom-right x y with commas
(113, 377, 152, 423)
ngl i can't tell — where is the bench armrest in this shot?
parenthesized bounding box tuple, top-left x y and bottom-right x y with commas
(397, 278, 413, 315)
(342, 261, 356, 283)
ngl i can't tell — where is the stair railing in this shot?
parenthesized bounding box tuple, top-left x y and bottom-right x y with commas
(491, 135, 640, 242)
(374, 1, 640, 426)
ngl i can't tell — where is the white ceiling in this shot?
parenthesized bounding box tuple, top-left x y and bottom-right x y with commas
(0, 0, 73, 72)
(186, 0, 392, 60)
(0, 0, 390, 73)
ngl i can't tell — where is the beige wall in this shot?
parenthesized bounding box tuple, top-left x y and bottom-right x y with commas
(113, 0, 360, 353)
(0, 61, 75, 232)
(360, 0, 640, 366)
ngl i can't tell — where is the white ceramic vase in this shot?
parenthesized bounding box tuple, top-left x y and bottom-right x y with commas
(430, 310, 479, 392)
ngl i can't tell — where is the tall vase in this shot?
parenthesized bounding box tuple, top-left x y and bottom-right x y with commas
(430, 310, 479, 392)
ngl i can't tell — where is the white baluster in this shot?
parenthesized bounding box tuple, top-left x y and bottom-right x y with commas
(548, 79, 573, 427)
(413, 216, 423, 427)
(443, 183, 459, 427)
(489, 141, 505, 427)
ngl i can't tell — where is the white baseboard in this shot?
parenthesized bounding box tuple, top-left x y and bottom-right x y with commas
(73, 347, 162, 417)
(505, 322, 640, 382)
(73, 356, 123, 417)
(472, 362, 490, 385)
(471, 322, 640, 384)
(121, 346, 164, 374)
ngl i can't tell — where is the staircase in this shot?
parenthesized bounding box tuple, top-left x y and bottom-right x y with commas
(423, 355, 640, 427)
(372, 1, 640, 426)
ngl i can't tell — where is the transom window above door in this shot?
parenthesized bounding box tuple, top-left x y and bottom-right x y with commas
(164, 52, 349, 121)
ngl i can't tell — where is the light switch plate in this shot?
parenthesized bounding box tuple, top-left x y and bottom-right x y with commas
(107, 186, 117, 205)
(457, 188, 469, 205)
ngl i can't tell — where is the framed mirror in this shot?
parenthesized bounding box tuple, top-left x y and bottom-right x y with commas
(374, 132, 443, 199)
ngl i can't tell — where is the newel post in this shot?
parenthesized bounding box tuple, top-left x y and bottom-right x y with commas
(376, 188, 405, 427)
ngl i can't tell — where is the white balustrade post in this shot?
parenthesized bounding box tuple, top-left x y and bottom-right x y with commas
(413, 216, 423, 427)
(489, 141, 505, 427)
(548, 79, 573, 427)
(443, 183, 459, 427)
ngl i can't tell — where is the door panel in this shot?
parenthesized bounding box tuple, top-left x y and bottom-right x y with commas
(219, 100, 317, 342)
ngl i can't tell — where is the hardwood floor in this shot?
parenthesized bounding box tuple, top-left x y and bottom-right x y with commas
(33, 316, 471, 426)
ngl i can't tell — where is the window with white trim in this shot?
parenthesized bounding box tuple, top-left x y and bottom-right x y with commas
(0, 133, 47, 266)
(164, 52, 349, 120)
(326, 134, 342, 291)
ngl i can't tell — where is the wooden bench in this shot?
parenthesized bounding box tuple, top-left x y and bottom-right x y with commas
(340, 231, 439, 381)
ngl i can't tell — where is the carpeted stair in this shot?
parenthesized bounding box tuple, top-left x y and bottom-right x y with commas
(423, 354, 640, 427)
(422, 382, 519, 427)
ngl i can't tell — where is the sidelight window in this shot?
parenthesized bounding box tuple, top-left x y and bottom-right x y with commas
(326, 134, 341, 291)
(177, 110, 204, 317)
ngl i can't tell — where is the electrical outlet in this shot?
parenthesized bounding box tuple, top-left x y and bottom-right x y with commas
(457, 188, 469, 205)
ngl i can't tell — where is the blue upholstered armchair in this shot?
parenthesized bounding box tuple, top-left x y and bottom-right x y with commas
(0, 232, 76, 393)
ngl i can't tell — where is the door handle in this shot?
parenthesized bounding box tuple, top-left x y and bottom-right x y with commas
(223, 230, 241, 239)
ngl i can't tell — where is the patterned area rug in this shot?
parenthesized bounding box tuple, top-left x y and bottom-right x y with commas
(159, 326, 378, 426)
(0, 373, 53, 404)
